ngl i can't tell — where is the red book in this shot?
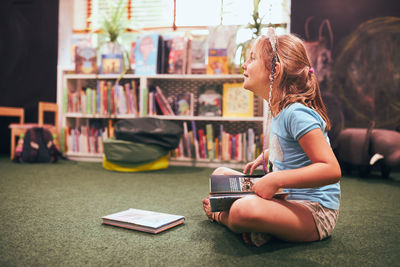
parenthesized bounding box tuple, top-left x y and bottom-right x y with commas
(198, 129, 206, 159)
(155, 86, 174, 115)
(154, 92, 168, 115)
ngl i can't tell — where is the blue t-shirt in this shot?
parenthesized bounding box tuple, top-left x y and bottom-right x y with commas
(269, 103, 340, 210)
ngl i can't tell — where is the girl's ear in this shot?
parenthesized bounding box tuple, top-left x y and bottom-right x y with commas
(274, 61, 281, 79)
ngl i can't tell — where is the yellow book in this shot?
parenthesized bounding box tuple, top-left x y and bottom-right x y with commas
(222, 83, 254, 118)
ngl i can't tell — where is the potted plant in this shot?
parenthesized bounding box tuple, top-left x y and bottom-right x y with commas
(96, 0, 131, 73)
(236, 0, 265, 68)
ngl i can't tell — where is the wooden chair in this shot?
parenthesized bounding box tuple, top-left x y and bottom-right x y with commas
(8, 102, 58, 160)
(0, 106, 25, 123)
(0, 106, 25, 159)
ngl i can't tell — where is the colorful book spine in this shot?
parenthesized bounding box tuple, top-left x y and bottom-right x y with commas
(206, 124, 214, 160)
(170, 123, 262, 163)
(155, 86, 175, 115)
(191, 121, 200, 159)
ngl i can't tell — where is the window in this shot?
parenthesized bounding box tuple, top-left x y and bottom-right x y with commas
(72, 0, 290, 32)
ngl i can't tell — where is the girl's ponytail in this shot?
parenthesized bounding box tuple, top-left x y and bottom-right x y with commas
(271, 34, 331, 131)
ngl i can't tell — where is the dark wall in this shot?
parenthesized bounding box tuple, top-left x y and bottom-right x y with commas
(291, 0, 399, 133)
(291, 0, 400, 57)
(0, 0, 59, 154)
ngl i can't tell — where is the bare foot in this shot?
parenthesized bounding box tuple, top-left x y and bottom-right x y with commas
(242, 232, 272, 247)
(242, 232, 251, 245)
(202, 197, 220, 223)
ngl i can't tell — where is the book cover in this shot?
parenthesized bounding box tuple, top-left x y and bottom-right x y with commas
(75, 46, 97, 74)
(102, 208, 185, 234)
(129, 41, 136, 70)
(71, 34, 92, 64)
(207, 48, 229, 74)
(198, 85, 222, 117)
(134, 33, 159, 75)
(168, 36, 186, 74)
(175, 93, 194, 116)
(207, 25, 238, 73)
(100, 54, 123, 74)
(222, 83, 254, 118)
(209, 174, 289, 212)
(189, 34, 207, 71)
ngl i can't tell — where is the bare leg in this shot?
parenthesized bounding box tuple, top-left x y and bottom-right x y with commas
(202, 167, 319, 243)
(202, 167, 241, 222)
(225, 196, 319, 242)
(202, 167, 273, 246)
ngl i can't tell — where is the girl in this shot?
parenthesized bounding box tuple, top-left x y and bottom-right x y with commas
(202, 31, 341, 246)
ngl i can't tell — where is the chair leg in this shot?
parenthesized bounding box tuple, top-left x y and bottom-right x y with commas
(11, 129, 16, 160)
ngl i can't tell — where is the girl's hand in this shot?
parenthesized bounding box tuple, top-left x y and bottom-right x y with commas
(253, 174, 279, 199)
(243, 151, 267, 175)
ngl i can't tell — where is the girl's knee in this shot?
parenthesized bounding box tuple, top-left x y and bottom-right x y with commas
(228, 197, 261, 231)
(212, 167, 240, 175)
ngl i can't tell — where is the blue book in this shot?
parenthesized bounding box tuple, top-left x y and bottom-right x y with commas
(134, 33, 160, 75)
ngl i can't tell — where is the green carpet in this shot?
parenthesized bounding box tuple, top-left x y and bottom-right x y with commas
(0, 157, 399, 266)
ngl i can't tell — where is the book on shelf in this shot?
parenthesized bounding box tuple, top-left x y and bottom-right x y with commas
(67, 80, 138, 116)
(65, 125, 107, 155)
(198, 129, 206, 159)
(140, 87, 149, 116)
(102, 208, 185, 234)
(222, 83, 254, 118)
(158, 37, 172, 74)
(155, 86, 175, 115)
(171, 121, 262, 162)
(205, 124, 214, 159)
(189, 33, 207, 73)
(100, 54, 123, 74)
(182, 121, 191, 158)
(207, 25, 238, 74)
(75, 46, 97, 74)
(129, 41, 136, 70)
(71, 34, 92, 64)
(168, 36, 187, 74)
(134, 33, 160, 75)
(191, 121, 200, 159)
(207, 48, 229, 75)
(175, 93, 194, 116)
(150, 91, 160, 115)
(209, 174, 289, 212)
(197, 84, 222, 117)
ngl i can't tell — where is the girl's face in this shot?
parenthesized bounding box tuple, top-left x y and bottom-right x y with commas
(241, 46, 270, 100)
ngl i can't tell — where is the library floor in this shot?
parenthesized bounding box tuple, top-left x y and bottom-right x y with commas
(0, 156, 399, 266)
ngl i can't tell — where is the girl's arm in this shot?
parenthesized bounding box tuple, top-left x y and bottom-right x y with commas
(253, 128, 341, 199)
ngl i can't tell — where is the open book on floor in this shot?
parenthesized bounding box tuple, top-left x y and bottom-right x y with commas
(209, 174, 289, 212)
(102, 208, 185, 234)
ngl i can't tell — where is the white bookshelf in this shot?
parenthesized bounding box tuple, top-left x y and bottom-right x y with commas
(59, 71, 266, 167)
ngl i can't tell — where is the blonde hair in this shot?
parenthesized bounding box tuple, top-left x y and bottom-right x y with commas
(255, 34, 331, 131)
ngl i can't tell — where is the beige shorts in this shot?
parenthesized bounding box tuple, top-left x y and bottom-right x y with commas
(295, 200, 339, 240)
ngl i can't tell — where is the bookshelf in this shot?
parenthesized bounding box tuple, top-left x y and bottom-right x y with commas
(58, 70, 267, 168)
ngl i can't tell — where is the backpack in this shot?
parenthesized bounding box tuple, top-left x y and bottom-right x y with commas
(15, 127, 59, 163)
